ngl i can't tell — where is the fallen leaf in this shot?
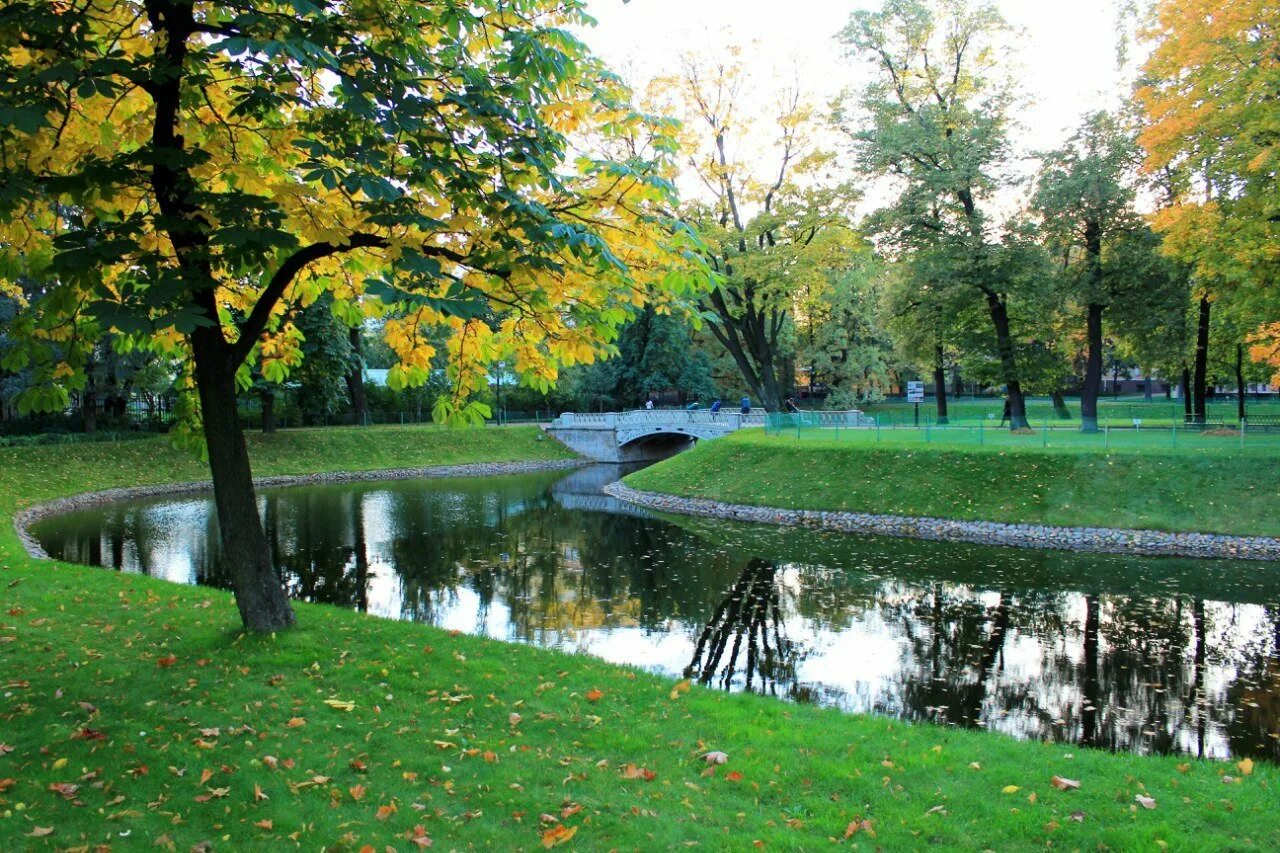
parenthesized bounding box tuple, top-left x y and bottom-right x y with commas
(1069, 811, 1086, 822)
(254, 820, 273, 831)
(541, 824, 578, 848)
(703, 750, 729, 765)
(405, 825, 433, 848)
(508, 713, 522, 727)
(726, 771, 743, 782)
(621, 763, 657, 781)
(285, 717, 306, 728)
(253, 783, 268, 802)
(49, 782, 79, 799)
(1135, 794, 1157, 810)
(584, 688, 604, 703)
(0, 778, 15, 792)
(376, 803, 398, 821)
(349, 784, 367, 801)
(324, 699, 356, 712)
(1001, 785, 1020, 794)
(27, 827, 54, 838)
(843, 819, 874, 839)
(1236, 757, 1253, 776)
(669, 679, 691, 700)
(1051, 775, 1081, 791)
(156, 654, 178, 668)
(1176, 763, 1190, 773)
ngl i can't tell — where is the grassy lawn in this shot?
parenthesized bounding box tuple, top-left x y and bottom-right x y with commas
(1, 426, 1277, 849)
(859, 395, 1279, 428)
(624, 428, 1280, 536)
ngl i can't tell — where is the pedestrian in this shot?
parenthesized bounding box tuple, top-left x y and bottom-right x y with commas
(999, 398, 1011, 427)
(645, 399, 654, 410)
(685, 401, 699, 411)
(740, 395, 751, 415)
(710, 399, 721, 414)
(786, 397, 800, 414)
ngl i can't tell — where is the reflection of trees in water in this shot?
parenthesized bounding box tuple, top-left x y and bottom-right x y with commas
(874, 585, 1280, 761)
(36, 472, 1280, 760)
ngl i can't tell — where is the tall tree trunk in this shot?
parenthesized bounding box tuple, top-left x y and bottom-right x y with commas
(1181, 364, 1192, 421)
(1192, 295, 1210, 423)
(984, 292, 1028, 429)
(82, 352, 97, 433)
(1143, 371, 1153, 402)
(345, 328, 368, 426)
(261, 389, 276, 434)
(1081, 302, 1104, 432)
(193, 334, 295, 632)
(933, 344, 949, 424)
(1051, 390, 1071, 420)
(1235, 342, 1247, 424)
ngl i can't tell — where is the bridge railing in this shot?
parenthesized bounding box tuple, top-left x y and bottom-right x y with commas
(550, 409, 870, 431)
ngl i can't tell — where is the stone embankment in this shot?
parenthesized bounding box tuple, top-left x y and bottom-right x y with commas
(604, 482, 1280, 561)
(16, 459, 587, 560)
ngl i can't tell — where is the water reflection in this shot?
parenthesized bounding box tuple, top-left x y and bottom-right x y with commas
(30, 465, 1280, 761)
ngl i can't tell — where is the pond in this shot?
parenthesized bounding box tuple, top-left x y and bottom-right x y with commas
(29, 464, 1280, 762)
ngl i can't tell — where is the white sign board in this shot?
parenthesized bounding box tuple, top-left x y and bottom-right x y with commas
(906, 381, 924, 403)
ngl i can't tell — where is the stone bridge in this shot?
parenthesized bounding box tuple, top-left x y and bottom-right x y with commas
(545, 408, 870, 463)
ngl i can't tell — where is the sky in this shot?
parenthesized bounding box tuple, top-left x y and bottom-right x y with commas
(578, 0, 1140, 203)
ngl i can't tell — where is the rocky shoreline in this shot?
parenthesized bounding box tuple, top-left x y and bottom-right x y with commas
(14, 458, 588, 560)
(604, 481, 1280, 561)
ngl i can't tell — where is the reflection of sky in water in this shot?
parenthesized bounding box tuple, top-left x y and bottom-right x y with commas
(30, 466, 1280, 762)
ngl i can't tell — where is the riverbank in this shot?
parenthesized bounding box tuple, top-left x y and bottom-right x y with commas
(2, 427, 1277, 849)
(623, 429, 1280, 538)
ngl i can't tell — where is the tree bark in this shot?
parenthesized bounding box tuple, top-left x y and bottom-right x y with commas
(933, 344, 948, 424)
(261, 389, 276, 434)
(1080, 302, 1104, 432)
(1236, 342, 1247, 424)
(345, 328, 368, 426)
(1192, 294, 1210, 423)
(1181, 365, 1192, 421)
(193, 333, 296, 632)
(984, 292, 1028, 429)
(1051, 390, 1071, 420)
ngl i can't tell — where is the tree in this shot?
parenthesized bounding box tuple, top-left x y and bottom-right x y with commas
(0, 0, 707, 631)
(1138, 0, 1280, 409)
(653, 49, 860, 411)
(1139, 0, 1280, 295)
(1033, 111, 1141, 431)
(840, 0, 1035, 429)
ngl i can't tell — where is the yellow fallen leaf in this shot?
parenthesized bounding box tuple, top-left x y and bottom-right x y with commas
(1002, 785, 1020, 794)
(324, 699, 355, 712)
(541, 824, 578, 848)
(1236, 757, 1253, 776)
(285, 717, 306, 728)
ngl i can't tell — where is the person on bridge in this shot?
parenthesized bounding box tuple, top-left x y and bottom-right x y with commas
(740, 396, 751, 415)
(786, 398, 800, 414)
(710, 399, 721, 415)
(644, 399, 654, 410)
(685, 401, 699, 411)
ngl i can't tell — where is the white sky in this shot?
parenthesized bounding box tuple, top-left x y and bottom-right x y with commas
(579, 0, 1140, 204)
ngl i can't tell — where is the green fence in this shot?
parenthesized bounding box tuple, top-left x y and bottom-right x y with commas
(762, 413, 1280, 454)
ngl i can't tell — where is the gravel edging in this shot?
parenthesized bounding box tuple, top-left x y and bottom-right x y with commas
(604, 481, 1280, 561)
(14, 458, 587, 560)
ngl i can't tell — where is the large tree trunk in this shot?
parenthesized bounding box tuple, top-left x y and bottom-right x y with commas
(933, 344, 949, 424)
(1236, 343, 1247, 424)
(1181, 364, 1192, 421)
(1080, 302, 1104, 432)
(1192, 295, 1210, 424)
(193, 334, 296, 632)
(984, 292, 1028, 429)
(345, 328, 368, 426)
(1051, 390, 1071, 420)
(261, 389, 277, 434)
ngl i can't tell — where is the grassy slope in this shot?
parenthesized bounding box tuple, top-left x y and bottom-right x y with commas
(0, 426, 1274, 850)
(625, 429, 1280, 537)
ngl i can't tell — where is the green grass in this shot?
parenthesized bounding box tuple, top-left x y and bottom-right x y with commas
(625, 428, 1280, 537)
(1, 426, 1277, 850)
